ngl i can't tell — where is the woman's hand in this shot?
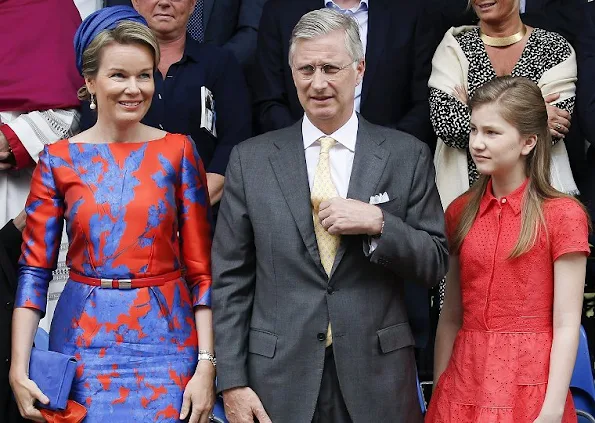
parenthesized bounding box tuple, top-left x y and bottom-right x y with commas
(9, 372, 49, 422)
(180, 360, 216, 423)
(544, 93, 571, 138)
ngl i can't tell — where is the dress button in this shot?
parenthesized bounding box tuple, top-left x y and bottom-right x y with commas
(327, 286, 334, 294)
(501, 198, 507, 204)
(317, 332, 326, 342)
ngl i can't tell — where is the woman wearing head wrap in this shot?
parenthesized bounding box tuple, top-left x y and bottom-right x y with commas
(9, 6, 216, 423)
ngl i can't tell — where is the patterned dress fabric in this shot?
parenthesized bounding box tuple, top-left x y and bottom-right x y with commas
(429, 27, 574, 185)
(15, 134, 212, 422)
(426, 179, 590, 422)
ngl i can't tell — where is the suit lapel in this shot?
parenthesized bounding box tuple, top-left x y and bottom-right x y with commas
(330, 116, 389, 279)
(361, 0, 390, 107)
(269, 122, 327, 278)
(202, 0, 215, 30)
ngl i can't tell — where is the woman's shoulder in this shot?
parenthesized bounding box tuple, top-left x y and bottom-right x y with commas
(451, 25, 480, 42)
(44, 139, 71, 156)
(531, 27, 571, 47)
(528, 27, 573, 59)
(543, 196, 588, 224)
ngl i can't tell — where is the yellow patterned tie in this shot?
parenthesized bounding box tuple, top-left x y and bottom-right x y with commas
(311, 136, 340, 347)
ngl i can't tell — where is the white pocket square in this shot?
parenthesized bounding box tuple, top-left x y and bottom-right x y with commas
(369, 192, 389, 205)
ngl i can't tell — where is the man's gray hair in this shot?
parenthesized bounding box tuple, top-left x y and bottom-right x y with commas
(288, 8, 364, 67)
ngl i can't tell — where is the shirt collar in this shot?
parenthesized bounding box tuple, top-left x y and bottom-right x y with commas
(479, 178, 529, 217)
(302, 111, 358, 152)
(324, 0, 369, 13)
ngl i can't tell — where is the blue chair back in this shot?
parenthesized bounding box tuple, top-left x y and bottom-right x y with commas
(571, 326, 595, 422)
(417, 374, 426, 414)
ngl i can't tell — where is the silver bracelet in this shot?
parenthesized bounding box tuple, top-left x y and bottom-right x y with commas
(198, 350, 216, 368)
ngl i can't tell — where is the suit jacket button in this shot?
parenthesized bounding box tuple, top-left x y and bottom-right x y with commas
(317, 332, 326, 342)
(4, 301, 13, 310)
(327, 286, 334, 294)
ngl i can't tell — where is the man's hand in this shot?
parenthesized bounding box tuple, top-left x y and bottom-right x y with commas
(222, 387, 272, 423)
(318, 197, 383, 236)
(544, 93, 571, 138)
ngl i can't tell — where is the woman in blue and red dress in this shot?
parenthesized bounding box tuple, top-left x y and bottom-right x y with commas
(9, 7, 215, 423)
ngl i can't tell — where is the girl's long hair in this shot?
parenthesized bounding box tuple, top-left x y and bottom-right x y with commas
(450, 76, 588, 258)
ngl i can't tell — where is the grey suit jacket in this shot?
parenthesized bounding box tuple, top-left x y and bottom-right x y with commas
(212, 116, 448, 423)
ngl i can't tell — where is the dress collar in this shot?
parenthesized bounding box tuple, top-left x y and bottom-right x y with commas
(479, 178, 529, 217)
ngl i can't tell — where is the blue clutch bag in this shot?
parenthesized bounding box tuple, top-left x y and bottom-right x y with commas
(28, 347, 77, 410)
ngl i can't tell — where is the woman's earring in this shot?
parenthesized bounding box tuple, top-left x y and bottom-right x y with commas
(89, 94, 96, 110)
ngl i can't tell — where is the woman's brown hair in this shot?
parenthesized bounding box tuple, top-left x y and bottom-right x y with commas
(450, 76, 589, 258)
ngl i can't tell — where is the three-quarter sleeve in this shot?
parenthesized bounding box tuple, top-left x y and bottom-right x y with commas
(15, 147, 65, 316)
(177, 137, 213, 308)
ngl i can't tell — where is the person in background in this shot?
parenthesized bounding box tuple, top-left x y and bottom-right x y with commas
(80, 0, 252, 209)
(427, 76, 590, 422)
(212, 9, 447, 423)
(0, 0, 83, 333)
(105, 0, 267, 68)
(1, 212, 26, 423)
(254, 0, 437, 146)
(431, 0, 590, 193)
(10, 8, 215, 422)
(0, 0, 82, 227)
(429, 0, 578, 211)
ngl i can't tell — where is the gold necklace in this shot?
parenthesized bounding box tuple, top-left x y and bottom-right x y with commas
(480, 25, 527, 47)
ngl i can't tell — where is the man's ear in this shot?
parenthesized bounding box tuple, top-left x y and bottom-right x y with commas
(356, 59, 365, 86)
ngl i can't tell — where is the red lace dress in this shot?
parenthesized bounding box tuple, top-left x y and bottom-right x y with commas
(426, 180, 590, 422)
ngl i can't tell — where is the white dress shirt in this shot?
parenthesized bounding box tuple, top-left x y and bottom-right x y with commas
(520, 0, 526, 13)
(324, 0, 369, 112)
(303, 111, 358, 197)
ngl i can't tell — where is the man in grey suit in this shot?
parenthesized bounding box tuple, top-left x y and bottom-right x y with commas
(212, 9, 448, 423)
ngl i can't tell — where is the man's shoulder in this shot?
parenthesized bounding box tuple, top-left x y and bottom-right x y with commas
(235, 125, 300, 155)
(360, 119, 429, 158)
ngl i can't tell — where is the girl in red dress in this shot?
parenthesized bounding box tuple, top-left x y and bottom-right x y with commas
(426, 76, 591, 423)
